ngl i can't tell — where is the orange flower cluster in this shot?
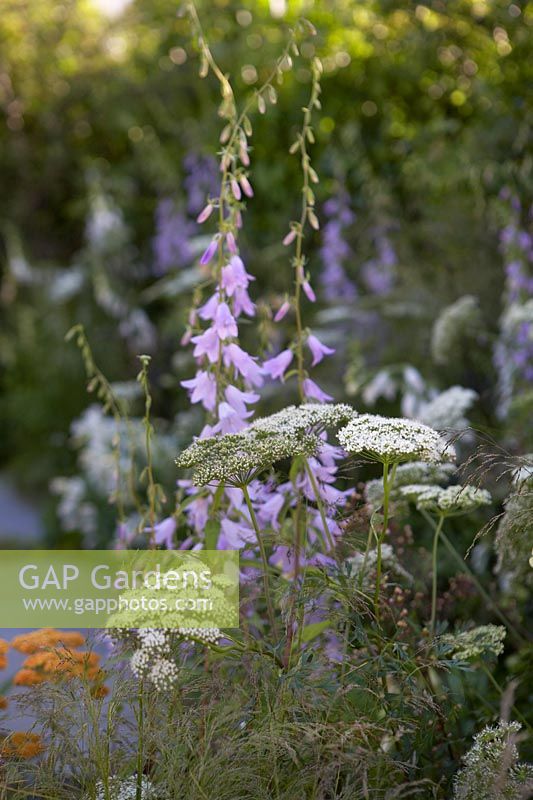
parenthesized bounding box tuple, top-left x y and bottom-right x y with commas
(0, 637, 9, 669)
(10, 628, 86, 654)
(11, 629, 107, 695)
(0, 638, 8, 710)
(14, 648, 103, 685)
(0, 731, 44, 760)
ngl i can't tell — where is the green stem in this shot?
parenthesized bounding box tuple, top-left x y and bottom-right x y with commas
(479, 663, 532, 733)
(242, 483, 278, 636)
(374, 461, 397, 623)
(303, 458, 335, 553)
(430, 515, 445, 636)
(419, 509, 527, 647)
(136, 680, 144, 800)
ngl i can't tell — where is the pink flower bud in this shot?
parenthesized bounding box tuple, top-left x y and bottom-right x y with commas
(274, 301, 291, 322)
(303, 280, 316, 303)
(196, 203, 213, 224)
(240, 175, 254, 198)
(226, 231, 238, 253)
(240, 145, 250, 166)
(231, 179, 241, 200)
(200, 237, 218, 265)
(283, 230, 297, 246)
(235, 211, 243, 229)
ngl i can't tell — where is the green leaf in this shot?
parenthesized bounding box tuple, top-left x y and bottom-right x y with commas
(205, 519, 221, 550)
(300, 620, 331, 643)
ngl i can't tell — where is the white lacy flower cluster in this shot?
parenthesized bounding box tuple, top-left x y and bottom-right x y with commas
(338, 414, 454, 465)
(176, 428, 319, 486)
(431, 295, 482, 366)
(130, 629, 178, 692)
(453, 721, 533, 800)
(129, 627, 221, 692)
(345, 545, 413, 590)
(177, 627, 221, 644)
(91, 775, 159, 800)
(401, 484, 491, 515)
(365, 461, 456, 508)
(251, 403, 356, 437)
(417, 386, 478, 431)
(441, 625, 506, 661)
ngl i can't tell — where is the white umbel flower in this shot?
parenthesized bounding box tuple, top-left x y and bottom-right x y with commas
(176, 428, 319, 486)
(149, 657, 179, 691)
(401, 484, 491, 515)
(417, 386, 478, 431)
(345, 544, 413, 589)
(250, 403, 356, 436)
(91, 775, 159, 800)
(338, 414, 454, 465)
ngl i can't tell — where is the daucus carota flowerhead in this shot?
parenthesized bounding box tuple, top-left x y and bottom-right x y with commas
(338, 414, 455, 465)
(175, 427, 320, 486)
(401, 484, 491, 515)
(250, 403, 356, 438)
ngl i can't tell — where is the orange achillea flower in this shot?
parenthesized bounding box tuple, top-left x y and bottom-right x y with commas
(1, 731, 44, 760)
(10, 629, 86, 654)
(13, 668, 46, 686)
(14, 648, 106, 687)
(0, 637, 9, 669)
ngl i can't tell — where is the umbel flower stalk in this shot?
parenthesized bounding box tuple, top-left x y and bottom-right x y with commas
(338, 413, 455, 623)
(401, 483, 492, 634)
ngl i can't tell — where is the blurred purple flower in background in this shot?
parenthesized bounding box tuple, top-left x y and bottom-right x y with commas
(494, 191, 533, 416)
(183, 153, 219, 215)
(319, 191, 357, 301)
(361, 227, 397, 296)
(152, 199, 194, 275)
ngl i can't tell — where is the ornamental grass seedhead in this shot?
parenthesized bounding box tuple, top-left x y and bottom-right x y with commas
(401, 483, 491, 515)
(175, 426, 320, 486)
(337, 413, 455, 465)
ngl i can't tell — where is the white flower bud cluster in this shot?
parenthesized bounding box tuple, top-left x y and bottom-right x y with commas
(345, 544, 413, 589)
(338, 414, 454, 465)
(130, 628, 173, 686)
(365, 461, 456, 508)
(441, 625, 506, 661)
(177, 627, 221, 645)
(417, 386, 478, 431)
(401, 484, 491, 515)
(129, 626, 221, 691)
(92, 775, 159, 800)
(250, 403, 356, 436)
(148, 657, 180, 692)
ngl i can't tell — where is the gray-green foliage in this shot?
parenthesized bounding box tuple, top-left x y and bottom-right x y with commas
(495, 473, 533, 593)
